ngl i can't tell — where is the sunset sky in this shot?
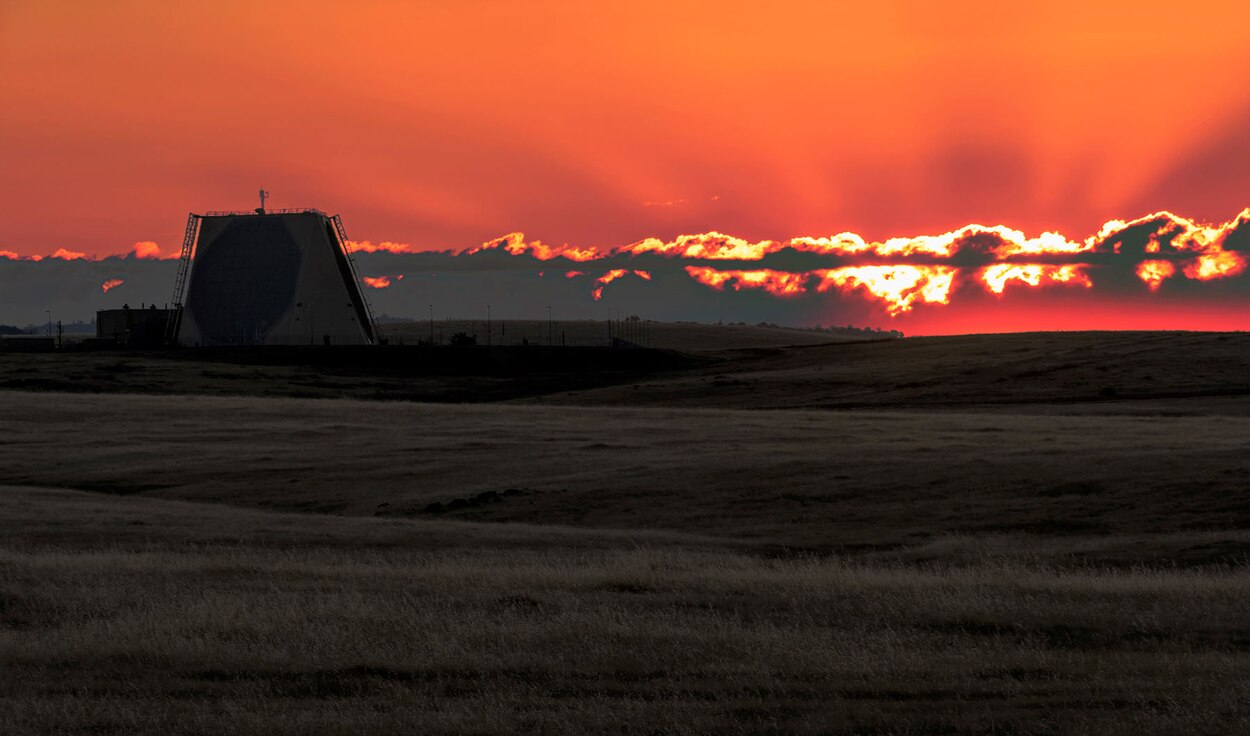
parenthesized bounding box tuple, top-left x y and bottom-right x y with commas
(4, 0, 1249, 253)
(3, 1, 1250, 332)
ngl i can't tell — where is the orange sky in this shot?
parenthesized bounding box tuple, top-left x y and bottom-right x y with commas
(3, 0, 1250, 258)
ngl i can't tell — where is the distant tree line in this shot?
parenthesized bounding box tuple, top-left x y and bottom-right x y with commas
(712, 320, 903, 338)
(3, 320, 95, 335)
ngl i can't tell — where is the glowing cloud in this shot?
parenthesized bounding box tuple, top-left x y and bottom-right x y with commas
(814, 266, 957, 315)
(627, 232, 775, 260)
(129, 241, 163, 259)
(591, 269, 652, 300)
(1100, 209, 1250, 254)
(682, 265, 956, 314)
(1183, 251, 1246, 281)
(101, 279, 124, 293)
(684, 267, 810, 298)
(347, 241, 430, 255)
(980, 265, 1092, 295)
(629, 225, 1087, 261)
(1136, 260, 1177, 291)
(362, 274, 404, 289)
(468, 233, 599, 262)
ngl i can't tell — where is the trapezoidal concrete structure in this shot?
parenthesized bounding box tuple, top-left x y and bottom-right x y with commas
(172, 209, 377, 346)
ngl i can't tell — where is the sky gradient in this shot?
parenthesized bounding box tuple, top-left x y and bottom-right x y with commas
(3, 1, 1250, 332)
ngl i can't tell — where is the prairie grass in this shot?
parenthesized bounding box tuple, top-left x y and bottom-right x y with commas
(533, 330, 1250, 412)
(3, 490, 1250, 735)
(5, 392, 1250, 564)
(5, 327, 1250, 734)
(7, 330, 1250, 414)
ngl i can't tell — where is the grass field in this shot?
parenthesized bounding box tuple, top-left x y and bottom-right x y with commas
(4, 486, 1250, 735)
(7, 327, 1250, 415)
(0, 320, 846, 402)
(5, 392, 1250, 564)
(532, 330, 1250, 412)
(3, 326, 1250, 733)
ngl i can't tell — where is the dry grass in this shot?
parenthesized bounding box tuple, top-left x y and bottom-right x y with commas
(0, 320, 858, 404)
(0, 345, 699, 402)
(3, 487, 1249, 735)
(6, 329, 1250, 732)
(7, 329, 1250, 417)
(7, 330, 1250, 415)
(4, 391, 1250, 564)
(533, 330, 1250, 412)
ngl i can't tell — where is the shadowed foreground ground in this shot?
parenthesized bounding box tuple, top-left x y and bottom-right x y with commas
(8, 329, 1250, 414)
(2, 486, 1249, 735)
(4, 392, 1250, 563)
(5, 329, 1250, 733)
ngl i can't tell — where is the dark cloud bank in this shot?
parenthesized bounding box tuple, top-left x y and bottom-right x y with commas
(4, 212, 1250, 334)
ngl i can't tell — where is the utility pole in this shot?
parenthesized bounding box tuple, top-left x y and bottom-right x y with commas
(46, 310, 51, 338)
(487, 304, 491, 346)
(547, 305, 552, 346)
(428, 304, 434, 345)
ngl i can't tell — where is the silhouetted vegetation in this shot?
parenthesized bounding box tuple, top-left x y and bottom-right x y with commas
(15, 319, 94, 335)
(715, 319, 903, 338)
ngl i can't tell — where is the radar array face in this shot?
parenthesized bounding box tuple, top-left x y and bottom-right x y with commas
(176, 212, 374, 346)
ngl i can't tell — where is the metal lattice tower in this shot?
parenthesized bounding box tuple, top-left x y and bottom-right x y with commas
(332, 214, 381, 343)
(166, 213, 202, 343)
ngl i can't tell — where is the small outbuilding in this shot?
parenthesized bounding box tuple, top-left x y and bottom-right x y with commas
(96, 305, 176, 347)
